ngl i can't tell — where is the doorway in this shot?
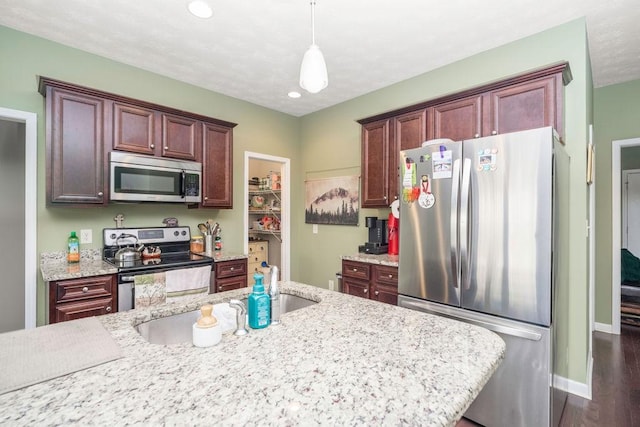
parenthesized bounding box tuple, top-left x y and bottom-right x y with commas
(612, 137, 640, 335)
(0, 107, 37, 331)
(244, 152, 290, 283)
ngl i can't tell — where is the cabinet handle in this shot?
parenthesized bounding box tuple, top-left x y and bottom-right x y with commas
(164, 146, 169, 150)
(388, 274, 393, 278)
(106, 306, 112, 312)
(82, 287, 89, 293)
(383, 196, 387, 200)
(230, 267, 234, 271)
(363, 288, 368, 294)
(204, 196, 209, 201)
(97, 192, 103, 197)
(375, 291, 379, 296)
(150, 144, 155, 149)
(474, 133, 480, 138)
(352, 268, 358, 272)
(491, 130, 497, 135)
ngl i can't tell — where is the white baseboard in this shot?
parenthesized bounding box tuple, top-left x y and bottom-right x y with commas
(554, 355, 593, 400)
(594, 322, 614, 333)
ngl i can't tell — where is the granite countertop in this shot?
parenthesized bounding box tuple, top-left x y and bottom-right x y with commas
(40, 251, 248, 282)
(0, 282, 504, 426)
(342, 253, 399, 267)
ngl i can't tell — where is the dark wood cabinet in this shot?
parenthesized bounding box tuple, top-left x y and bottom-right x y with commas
(161, 113, 199, 160)
(112, 102, 156, 155)
(40, 77, 237, 207)
(431, 95, 483, 141)
(45, 87, 107, 206)
(202, 122, 233, 208)
(212, 258, 247, 293)
(361, 119, 391, 208)
(485, 75, 560, 136)
(49, 274, 117, 324)
(358, 62, 571, 207)
(342, 260, 398, 306)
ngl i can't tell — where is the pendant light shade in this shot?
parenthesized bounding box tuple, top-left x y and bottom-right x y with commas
(299, 1, 328, 93)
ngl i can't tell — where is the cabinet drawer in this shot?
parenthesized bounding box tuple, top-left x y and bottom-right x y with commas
(53, 275, 114, 303)
(53, 297, 115, 323)
(372, 265, 398, 287)
(216, 275, 248, 293)
(216, 259, 247, 279)
(248, 241, 268, 254)
(342, 260, 371, 281)
(343, 277, 370, 299)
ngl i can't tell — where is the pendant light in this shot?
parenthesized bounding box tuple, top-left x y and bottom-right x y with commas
(299, 1, 328, 94)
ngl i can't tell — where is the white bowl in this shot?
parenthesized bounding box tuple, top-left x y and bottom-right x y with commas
(192, 322, 221, 347)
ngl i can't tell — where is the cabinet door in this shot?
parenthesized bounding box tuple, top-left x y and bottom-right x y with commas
(432, 95, 483, 141)
(392, 110, 427, 202)
(161, 113, 199, 160)
(343, 277, 370, 299)
(361, 119, 391, 207)
(113, 103, 156, 155)
(216, 259, 247, 279)
(52, 298, 115, 323)
(371, 284, 398, 305)
(202, 122, 233, 208)
(47, 88, 106, 205)
(486, 76, 557, 136)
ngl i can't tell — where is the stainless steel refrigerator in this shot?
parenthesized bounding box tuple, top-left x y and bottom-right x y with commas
(397, 127, 567, 427)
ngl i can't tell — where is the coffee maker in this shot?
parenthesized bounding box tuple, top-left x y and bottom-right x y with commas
(358, 216, 388, 254)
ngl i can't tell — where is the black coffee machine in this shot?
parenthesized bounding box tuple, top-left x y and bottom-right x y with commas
(358, 216, 388, 254)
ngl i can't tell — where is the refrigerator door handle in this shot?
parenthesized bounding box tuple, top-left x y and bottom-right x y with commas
(450, 158, 461, 288)
(460, 158, 472, 290)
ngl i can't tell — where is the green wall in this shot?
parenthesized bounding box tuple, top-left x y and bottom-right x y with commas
(621, 147, 640, 171)
(299, 18, 592, 383)
(594, 79, 640, 325)
(0, 25, 301, 326)
(0, 18, 594, 385)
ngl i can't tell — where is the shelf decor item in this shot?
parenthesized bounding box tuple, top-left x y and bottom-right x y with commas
(305, 175, 359, 225)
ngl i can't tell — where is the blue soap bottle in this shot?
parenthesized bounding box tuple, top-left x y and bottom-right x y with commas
(248, 273, 271, 329)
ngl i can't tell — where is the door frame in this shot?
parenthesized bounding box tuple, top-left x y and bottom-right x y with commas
(621, 169, 640, 250)
(0, 107, 37, 329)
(243, 151, 291, 281)
(612, 137, 640, 335)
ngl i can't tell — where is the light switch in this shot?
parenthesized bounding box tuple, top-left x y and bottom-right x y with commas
(313, 224, 318, 234)
(80, 229, 92, 244)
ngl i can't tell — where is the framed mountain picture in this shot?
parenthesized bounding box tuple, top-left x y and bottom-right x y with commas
(305, 176, 359, 225)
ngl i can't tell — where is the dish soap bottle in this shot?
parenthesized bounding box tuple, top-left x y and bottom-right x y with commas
(67, 231, 80, 264)
(248, 272, 270, 329)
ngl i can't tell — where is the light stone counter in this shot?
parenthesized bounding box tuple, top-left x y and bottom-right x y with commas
(342, 253, 399, 267)
(40, 250, 117, 282)
(0, 282, 504, 426)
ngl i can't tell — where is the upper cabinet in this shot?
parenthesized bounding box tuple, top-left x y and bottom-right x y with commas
(40, 77, 237, 207)
(45, 87, 107, 205)
(358, 62, 572, 207)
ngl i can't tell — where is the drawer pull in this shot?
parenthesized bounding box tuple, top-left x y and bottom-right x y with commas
(388, 274, 393, 278)
(375, 291, 379, 296)
(82, 287, 89, 293)
(352, 268, 358, 272)
(105, 306, 112, 312)
(363, 288, 368, 294)
(230, 267, 234, 271)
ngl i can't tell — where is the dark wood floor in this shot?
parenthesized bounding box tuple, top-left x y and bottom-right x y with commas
(457, 324, 640, 427)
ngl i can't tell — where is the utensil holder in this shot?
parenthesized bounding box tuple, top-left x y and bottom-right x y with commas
(205, 235, 213, 255)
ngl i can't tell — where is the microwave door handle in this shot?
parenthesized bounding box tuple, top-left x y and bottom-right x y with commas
(180, 170, 186, 198)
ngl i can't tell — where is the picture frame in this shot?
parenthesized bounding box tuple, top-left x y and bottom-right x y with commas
(305, 176, 359, 225)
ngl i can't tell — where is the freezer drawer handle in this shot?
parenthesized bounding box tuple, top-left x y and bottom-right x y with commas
(463, 317, 542, 341)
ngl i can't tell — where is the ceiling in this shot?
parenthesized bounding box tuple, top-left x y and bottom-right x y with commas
(1, 0, 639, 117)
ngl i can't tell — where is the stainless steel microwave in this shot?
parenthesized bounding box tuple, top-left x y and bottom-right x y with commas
(109, 152, 202, 203)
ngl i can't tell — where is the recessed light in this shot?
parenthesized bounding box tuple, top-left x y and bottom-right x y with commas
(188, 0, 213, 18)
(288, 91, 301, 99)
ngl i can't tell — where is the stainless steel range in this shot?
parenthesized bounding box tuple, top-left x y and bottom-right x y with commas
(103, 226, 213, 311)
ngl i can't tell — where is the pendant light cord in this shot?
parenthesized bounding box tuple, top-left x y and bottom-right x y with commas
(310, 1, 316, 45)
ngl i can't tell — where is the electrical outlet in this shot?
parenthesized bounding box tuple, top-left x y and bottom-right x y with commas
(80, 229, 92, 244)
(313, 224, 318, 234)
(328, 280, 335, 291)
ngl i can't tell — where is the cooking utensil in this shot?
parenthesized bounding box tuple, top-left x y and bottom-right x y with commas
(114, 233, 145, 262)
(198, 223, 209, 235)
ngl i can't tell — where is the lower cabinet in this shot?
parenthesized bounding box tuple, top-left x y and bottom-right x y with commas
(49, 274, 117, 324)
(247, 240, 269, 285)
(212, 258, 248, 293)
(342, 260, 398, 305)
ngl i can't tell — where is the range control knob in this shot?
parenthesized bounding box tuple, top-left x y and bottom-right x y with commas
(181, 230, 187, 236)
(110, 233, 117, 239)
(174, 231, 179, 236)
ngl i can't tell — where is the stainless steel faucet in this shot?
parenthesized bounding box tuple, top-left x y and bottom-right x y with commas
(229, 299, 248, 336)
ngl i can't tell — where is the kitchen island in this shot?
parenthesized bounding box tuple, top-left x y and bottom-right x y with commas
(0, 282, 504, 426)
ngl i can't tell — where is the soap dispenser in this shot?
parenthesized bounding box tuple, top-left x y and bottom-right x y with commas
(192, 304, 222, 347)
(248, 273, 270, 329)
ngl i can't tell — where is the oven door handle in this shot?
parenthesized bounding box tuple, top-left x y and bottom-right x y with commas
(121, 276, 136, 282)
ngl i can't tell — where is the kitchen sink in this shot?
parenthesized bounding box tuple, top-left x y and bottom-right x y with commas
(135, 293, 317, 345)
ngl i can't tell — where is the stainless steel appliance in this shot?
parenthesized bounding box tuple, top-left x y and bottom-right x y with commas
(103, 226, 213, 311)
(109, 152, 202, 203)
(397, 127, 567, 427)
